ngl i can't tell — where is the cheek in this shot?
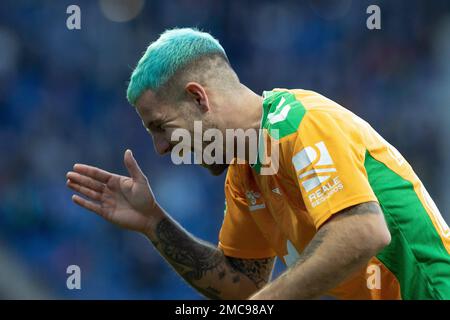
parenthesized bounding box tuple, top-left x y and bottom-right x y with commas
(165, 128, 178, 144)
(165, 127, 191, 147)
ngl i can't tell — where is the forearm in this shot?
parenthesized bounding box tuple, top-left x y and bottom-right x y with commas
(251, 202, 390, 299)
(143, 207, 264, 299)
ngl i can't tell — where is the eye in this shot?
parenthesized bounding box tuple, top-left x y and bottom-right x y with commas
(154, 123, 164, 132)
(147, 121, 164, 133)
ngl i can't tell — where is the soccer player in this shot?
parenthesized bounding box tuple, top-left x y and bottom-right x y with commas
(66, 28, 450, 299)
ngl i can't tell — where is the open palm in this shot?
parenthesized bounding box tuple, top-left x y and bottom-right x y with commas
(67, 150, 158, 233)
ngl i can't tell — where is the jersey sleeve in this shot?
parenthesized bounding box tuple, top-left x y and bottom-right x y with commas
(289, 110, 378, 229)
(218, 165, 276, 259)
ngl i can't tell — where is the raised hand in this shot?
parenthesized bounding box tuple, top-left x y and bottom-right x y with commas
(66, 149, 161, 233)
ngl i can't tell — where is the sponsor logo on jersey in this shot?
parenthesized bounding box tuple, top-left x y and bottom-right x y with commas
(272, 187, 282, 195)
(245, 190, 266, 211)
(292, 141, 344, 207)
(267, 96, 291, 124)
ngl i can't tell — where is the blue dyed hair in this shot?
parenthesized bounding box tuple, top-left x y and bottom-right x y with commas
(126, 28, 228, 105)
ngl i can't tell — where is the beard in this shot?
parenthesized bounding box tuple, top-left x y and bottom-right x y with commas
(171, 110, 234, 176)
(192, 143, 229, 176)
(189, 116, 231, 176)
(202, 162, 229, 176)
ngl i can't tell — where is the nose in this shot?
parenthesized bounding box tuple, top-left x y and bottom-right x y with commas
(154, 136, 171, 155)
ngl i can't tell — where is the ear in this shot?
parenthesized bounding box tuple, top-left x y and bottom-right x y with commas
(184, 82, 210, 113)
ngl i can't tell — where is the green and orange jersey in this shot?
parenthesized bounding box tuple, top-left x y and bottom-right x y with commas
(218, 88, 450, 300)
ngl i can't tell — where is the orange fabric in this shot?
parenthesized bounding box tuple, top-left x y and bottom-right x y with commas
(218, 89, 410, 299)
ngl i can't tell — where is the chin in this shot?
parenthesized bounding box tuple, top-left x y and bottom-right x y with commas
(203, 163, 229, 176)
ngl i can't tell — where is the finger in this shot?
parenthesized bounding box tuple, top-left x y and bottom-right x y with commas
(72, 194, 105, 217)
(124, 149, 145, 181)
(67, 180, 102, 201)
(66, 172, 105, 192)
(73, 164, 112, 183)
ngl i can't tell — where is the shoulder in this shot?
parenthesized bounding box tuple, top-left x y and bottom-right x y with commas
(262, 88, 354, 141)
(257, 89, 364, 175)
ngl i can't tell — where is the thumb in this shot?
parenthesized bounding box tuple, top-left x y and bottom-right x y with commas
(124, 149, 145, 181)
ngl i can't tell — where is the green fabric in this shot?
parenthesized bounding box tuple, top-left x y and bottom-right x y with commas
(252, 90, 306, 174)
(365, 151, 450, 299)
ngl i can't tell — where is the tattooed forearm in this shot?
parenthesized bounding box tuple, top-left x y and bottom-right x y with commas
(227, 257, 275, 289)
(196, 286, 222, 300)
(146, 217, 275, 300)
(153, 218, 224, 281)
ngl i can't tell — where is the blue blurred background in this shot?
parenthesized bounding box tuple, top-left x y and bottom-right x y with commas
(0, 0, 449, 299)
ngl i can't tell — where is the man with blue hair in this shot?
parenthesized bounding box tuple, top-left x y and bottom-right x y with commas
(67, 28, 450, 299)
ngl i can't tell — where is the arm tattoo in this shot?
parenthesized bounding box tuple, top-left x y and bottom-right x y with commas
(151, 218, 276, 299)
(340, 201, 381, 217)
(227, 257, 275, 289)
(153, 218, 224, 281)
(294, 229, 327, 266)
(197, 286, 222, 300)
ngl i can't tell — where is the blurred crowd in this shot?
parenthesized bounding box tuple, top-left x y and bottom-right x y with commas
(0, 0, 449, 299)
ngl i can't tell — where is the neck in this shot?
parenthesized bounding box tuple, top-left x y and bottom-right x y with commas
(226, 84, 264, 164)
(232, 84, 263, 131)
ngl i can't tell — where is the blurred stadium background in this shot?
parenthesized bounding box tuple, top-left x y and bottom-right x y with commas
(0, 0, 449, 299)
